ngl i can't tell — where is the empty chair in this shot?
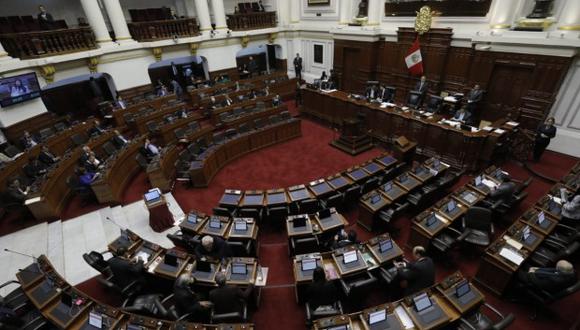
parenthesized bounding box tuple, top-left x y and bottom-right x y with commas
(269, 114, 281, 125)
(426, 95, 443, 113)
(238, 122, 251, 134)
(298, 198, 320, 214)
(361, 176, 380, 194)
(290, 236, 319, 255)
(266, 205, 290, 225)
(123, 113, 135, 125)
(196, 137, 208, 150)
(458, 303, 515, 330)
(71, 133, 88, 146)
(146, 121, 159, 134)
(174, 127, 187, 140)
(254, 118, 267, 129)
(459, 206, 494, 247)
(339, 272, 378, 298)
(233, 107, 243, 116)
(188, 121, 201, 132)
(102, 141, 118, 157)
(382, 86, 396, 103)
(123, 294, 167, 317)
(38, 127, 55, 141)
(320, 192, 343, 210)
(187, 143, 202, 157)
(54, 121, 67, 131)
(212, 132, 225, 145)
(218, 111, 231, 123)
(256, 101, 265, 109)
(407, 91, 422, 109)
(342, 184, 362, 207)
(238, 207, 263, 221)
(213, 207, 236, 218)
(83, 251, 112, 278)
(225, 128, 238, 139)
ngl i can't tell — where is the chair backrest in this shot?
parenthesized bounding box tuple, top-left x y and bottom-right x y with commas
(239, 122, 251, 134)
(213, 132, 225, 144)
(39, 127, 55, 141)
(174, 127, 186, 139)
(54, 122, 67, 131)
(268, 205, 289, 218)
(135, 153, 149, 169)
(299, 198, 319, 214)
(213, 207, 232, 217)
(254, 118, 266, 129)
(427, 95, 442, 112)
(187, 143, 201, 157)
(465, 206, 492, 231)
(343, 185, 361, 204)
(269, 115, 280, 124)
(103, 141, 118, 156)
(293, 236, 319, 255)
(279, 111, 291, 120)
(71, 133, 87, 146)
(225, 128, 238, 139)
(189, 121, 201, 132)
(324, 193, 343, 209)
(407, 91, 422, 108)
(146, 121, 158, 132)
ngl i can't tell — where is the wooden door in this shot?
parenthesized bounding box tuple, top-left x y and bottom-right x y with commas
(484, 63, 533, 121)
(342, 48, 359, 93)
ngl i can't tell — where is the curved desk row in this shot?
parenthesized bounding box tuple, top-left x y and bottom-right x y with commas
(111, 93, 177, 126)
(17, 256, 255, 330)
(302, 89, 520, 171)
(25, 130, 117, 221)
(189, 118, 302, 187)
(208, 95, 274, 125)
(312, 271, 486, 330)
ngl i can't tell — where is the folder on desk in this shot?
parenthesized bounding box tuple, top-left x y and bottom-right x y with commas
(499, 247, 524, 265)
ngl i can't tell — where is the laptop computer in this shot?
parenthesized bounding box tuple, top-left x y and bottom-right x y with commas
(88, 311, 103, 328)
(230, 263, 248, 280)
(144, 189, 161, 203)
(368, 309, 388, 329)
(209, 217, 222, 229)
(383, 182, 393, 192)
(234, 220, 248, 231)
(186, 213, 198, 224)
(521, 225, 536, 245)
(413, 292, 442, 324)
(425, 212, 438, 228)
(293, 216, 307, 228)
(454, 279, 476, 305)
(343, 250, 358, 264)
(536, 211, 549, 228)
(196, 259, 212, 272)
(379, 239, 393, 253)
(399, 173, 408, 183)
(164, 253, 178, 267)
(446, 200, 458, 215)
(301, 258, 317, 273)
(370, 193, 381, 204)
(318, 208, 331, 219)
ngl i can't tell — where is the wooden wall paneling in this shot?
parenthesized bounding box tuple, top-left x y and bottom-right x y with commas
(333, 39, 380, 93)
(3, 112, 59, 144)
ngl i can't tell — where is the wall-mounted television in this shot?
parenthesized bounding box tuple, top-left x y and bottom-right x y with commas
(0, 73, 41, 108)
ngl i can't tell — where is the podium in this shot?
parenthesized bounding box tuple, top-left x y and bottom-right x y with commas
(330, 117, 373, 155)
(147, 195, 175, 232)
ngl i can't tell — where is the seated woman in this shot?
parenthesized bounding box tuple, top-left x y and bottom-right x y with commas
(306, 267, 339, 311)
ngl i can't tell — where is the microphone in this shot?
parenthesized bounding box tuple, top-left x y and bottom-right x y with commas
(4, 248, 37, 261)
(105, 217, 125, 230)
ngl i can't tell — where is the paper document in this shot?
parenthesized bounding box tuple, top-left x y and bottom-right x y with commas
(506, 121, 519, 126)
(482, 179, 497, 189)
(499, 247, 524, 265)
(444, 96, 457, 102)
(255, 267, 268, 287)
(503, 236, 523, 250)
(482, 126, 494, 132)
(24, 196, 42, 205)
(493, 129, 505, 134)
(135, 251, 150, 263)
(395, 306, 415, 329)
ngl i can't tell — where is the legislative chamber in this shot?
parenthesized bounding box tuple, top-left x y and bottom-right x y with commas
(0, 0, 579, 330)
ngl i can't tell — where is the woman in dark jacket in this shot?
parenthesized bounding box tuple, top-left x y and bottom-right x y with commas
(533, 117, 557, 162)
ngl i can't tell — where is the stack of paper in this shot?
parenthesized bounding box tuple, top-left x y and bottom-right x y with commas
(395, 306, 415, 329)
(499, 247, 524, 265)
(493, 128, 505, 134)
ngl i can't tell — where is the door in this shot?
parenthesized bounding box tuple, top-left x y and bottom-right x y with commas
(342, 48, 360, 93)
(267, 44, 277, 71)
(485, 63, 533, 121)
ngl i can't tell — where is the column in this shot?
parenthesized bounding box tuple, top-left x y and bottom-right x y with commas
(102, 0, 134, 43)
(557, 0, 580, 32)
(183, 0, 197, 18)
(489, 0, 521, 29)
(277, 0, 290, 26)
(290, 0, 300, 24)
(210, 0, 227, 30)
(367, 0, 382, 26)
(80, 0, 112, 44)
(195, 0, 212, 31)
(339, 0, 352, 25)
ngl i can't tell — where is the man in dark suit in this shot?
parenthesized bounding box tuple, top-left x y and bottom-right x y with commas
(195, 235, 231, 261)
(209, 272, 253, 315)
(396, 246, 435, 296)
(23, 155, 47, 179)
(330, 229, 358, 249)
(453, 107, 473, 125)
(112, 130, 129, 148)
(20, 131, 38, 149)
(293, 53, 303, 80)
(489, 175, 516, 203)
(107, 247, 146, 291)
(37, 5, 54, 30)
(89, 120, 106, 137)
(173, 274, 212, 321)
(79, 145, 93, 166)
(306, 267, 339, 311)
(247, 56, 258, 77)
(518, 260, 576, 292)
(6, 179, 30, 204)
(414, 76, 429, 105)
(142, 138, 160, 160)
(39, 145, 59, 165)
(466, 84, 483, 113)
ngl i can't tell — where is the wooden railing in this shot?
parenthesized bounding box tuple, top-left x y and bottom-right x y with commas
(0, 27, 96, 59)
(128, 18, 200, 42)
(384, 0, 492, 17)
(227, 12, 277, 31)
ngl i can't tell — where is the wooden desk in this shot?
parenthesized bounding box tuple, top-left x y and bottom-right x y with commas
(358, 191, 391, 231)
(395, 173, 422, 192)
(265, 189, 289, 207)
(361, 160, 385, 177)
(219, 189, 243, 209)
(199, 216, 231, 237)
(179, 211, 209, 233)
(307, 179, 335, 199)
(147, 196, 176, 232)
(326, 174, 353, 192)
(314, 209, 348, 232)
(332, 248, 369, 277)
(286, 214, 314, 238)
(226, 218, 258, 240)
(239, 190, 265, 208)
(288, 184, 313, 202)
(345, 166, 370, 183)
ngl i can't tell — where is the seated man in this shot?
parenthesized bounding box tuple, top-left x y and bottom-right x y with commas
(272, 94, 281, 107)
(107, 247, 146, 291)
(488, 175, 516, 203)
(560, 189, 580, 226)
(517, 260, 576, 292)
(414, 76, 429, 105)
(23, 155, 48, 179)
(209, 272, 253, 315)
(85, 154, 102, 172)
(112, 130, 129, 148)
(306, 267, 339, 311)
(6, 178, 30, 204)
(79, 145, 93, 165)
(78, 167, 100, 188)
(330, 229, 358, 250)
(195, 235, 231, 261)
(20, 131, 38, 149)
(142, 138, 160, 159)
(89, 120, 106, 136)
(38, 145, 59, 165)
(453, 107, 472, 125)
(395, 246, 435, 296)
(173, 274, 212, 321)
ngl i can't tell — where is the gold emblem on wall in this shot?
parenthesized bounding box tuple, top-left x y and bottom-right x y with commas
(268, 32, 278, 44)
(88, 57, 99, 73)
(241, 36, 250, 48)
(40, 65, 56, 83)
(153, 47, 163, 61)
(414, 6, 433, 35)
(190, 43, 199, 55)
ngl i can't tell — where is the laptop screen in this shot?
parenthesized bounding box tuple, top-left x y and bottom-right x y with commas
(370, 194, 381, 204)
(474, 175, 482, 186)
(426, 213, 437, 227)
(88, 311, 103, 328)
(164, 253, 178, 266)
(301, 258, 317, 271)
(455, 280, 471, 298)
(433, 159, 440, 168)
(522, 226, 531, 241)
(343, 250, 358, 264)
(399, 173, 408, 183)
(209, 218, 221, 229)
(232, 263, 247, 275)
(187, 213, 197, 224)
(293, 216, 307, 228)
(447, 200, 456, 213)
(368, 309, 387, 325)
(234, 220, 247, 231)
(537, 211, 545, 225)
(379, 239, 393, 253)
(144, 190, 161, 202)
(413, 292, 433, 312)
(383, 182, 392, 192)
(319, 208, 331, 219)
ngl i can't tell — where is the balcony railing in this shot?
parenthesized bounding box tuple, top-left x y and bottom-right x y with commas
(0, 27, 96, 59)
(227, 12, 277, 31)
(128, 18, 200, 42)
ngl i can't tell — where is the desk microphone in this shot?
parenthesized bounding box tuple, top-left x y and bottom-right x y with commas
(105, 217, 125, 230)
(4, 248, 37, 261)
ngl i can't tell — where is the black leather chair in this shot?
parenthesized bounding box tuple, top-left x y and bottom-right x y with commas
(83, 251, 112, 278)
(102, 141, 118, 157)
(225, 128, 238, 139)
(227, 240, 254, 257)
(290, 236, 319, 256)
(518, 278, 580, 319)
(0, 283, 48, 330)
(123, 294, 167, 317)
(297, 198, 320, 214)
(238, 122, 251, 134)
(210, 301, 248, 323)
(136, 153, 150, 170)
(238, 207, 263, 222)
(458, 303, 515, 330)
(361, 177, 380, 194)
(459, 206, 494, 247)
(212, 132, 225, 145)
(320, 192, 343, 210)
(339, 272, 378, 297)
(426, 95, 443, 113)
(188, 121, 201, 132)
(146, 121, 160, 134)
(342, 184, 361, 208)
(66, 175, 93, 206)
(305, 300, 343, 326)
(266, 205, 289, 226)
(213, 207, 236, 218)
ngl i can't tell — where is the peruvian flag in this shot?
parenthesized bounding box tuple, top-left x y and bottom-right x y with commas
(405, 37, 423, 76)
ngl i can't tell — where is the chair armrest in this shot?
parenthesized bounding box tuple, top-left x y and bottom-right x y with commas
(482, 302, 505, 318)
(543, 238, 567, 250)
(177, 313, 191, 321)
(96, 277, 117, 290)
(305, 302, 312, 321)
(121, 280, 139, 296)
(458, 317, 478, 330)
(0, 280, 20, 290)
(161, 293, 174, 305)
(555, 223, 578, 233)
(154, 297, 168, 317)
(447, 227, 463, 236)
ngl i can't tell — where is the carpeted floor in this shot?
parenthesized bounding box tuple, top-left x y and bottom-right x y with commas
(3, 100, 580, 329)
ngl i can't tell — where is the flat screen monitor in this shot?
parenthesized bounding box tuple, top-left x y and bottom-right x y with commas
(399, 173, 408, 183)
(144, 190, 161, 202)
(88, 311, 103, 328)
(408, 91, 421, 108)
(383, 182, 393, 192)
(368, 309, 387, 325)
(343, 250, 358, 264)
(209, 217, 221, 229)
(433, 159, 441, 168)
(537, 211, 545, 225)
(474, 175, 482, 186)
(447, 200, 457, 213)
(232, 263, 247, 275)
(61, 293, 73, 307)
(196, 259, 211, 272)
(234, 220, 247, 231)
(187, 213, 198, 224)
(293, 216, 307, 228)
(522, 225, 531, 241)
(426, 212, 437, 227)
(164, 253, 178, 267)
(318, 208, 331, 219)
(379, 239, 393, 253)
(455, 280, 471, 298)
(413, 292, 433, 312)
(301, 258, 317, 271)
(0, 73, 41, 108)
(370, 194, 381, 204)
